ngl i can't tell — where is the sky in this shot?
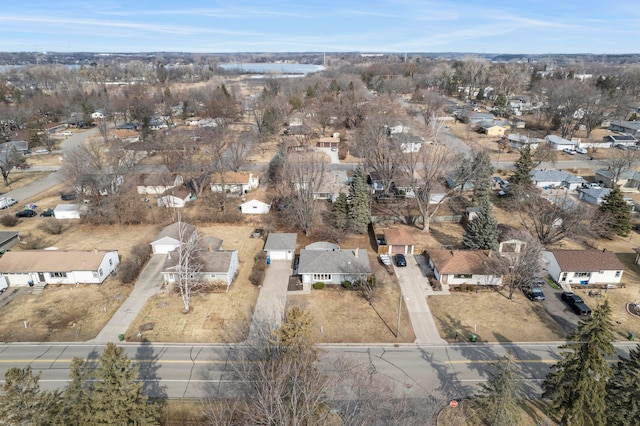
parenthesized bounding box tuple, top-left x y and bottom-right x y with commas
(0, 0, 638, 54)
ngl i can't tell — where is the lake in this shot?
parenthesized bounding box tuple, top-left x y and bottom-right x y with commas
(218, 62, 325, 76)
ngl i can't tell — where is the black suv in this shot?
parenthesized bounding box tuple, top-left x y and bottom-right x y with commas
(561, 292, 592, 316)
(524, 286, 546, 301)
(394, 254, 407, 267)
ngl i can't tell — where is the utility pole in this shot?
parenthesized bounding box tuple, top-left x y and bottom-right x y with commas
(396, 291, 403, 338)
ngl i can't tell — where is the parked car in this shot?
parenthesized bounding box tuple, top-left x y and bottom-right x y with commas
(561, 291, 592, 315)
(575, 147, 588, 154)
(34, 149, 49, 154)
(524, 285, 546, 301)
(15, 209, 37, 218)
(394, 254, 407, 267)
(60, 192, 77, 201)
(62, 131, 73, 136)
(562, 148, 576, 155)
(40, 208, 55, 217)
(15, 163, 31, 169)
(585, 182, 601, 189)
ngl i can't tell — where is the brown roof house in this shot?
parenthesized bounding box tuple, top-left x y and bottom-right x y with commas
(427, 249, 502, 286)
(542, 249, 625, 286)
(240, 191, 271, 214)
(381, 228, 415, 255)
(210, 172, 259, 194)
(0, 250, 119, 287)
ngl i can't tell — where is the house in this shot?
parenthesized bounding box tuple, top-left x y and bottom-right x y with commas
(184, 117, 202, 126)
(240, 191, 271, 214)
(368, 172, 385, 192)
(151, 222, 197, 254)
(297, 242, 372, 285)
(111, 129, 140, 143)
(135, 172, 184, 195)
(597, 134, 638, 148)
(314, 170, 349, 202)
(578, 187, 634, 206)
(381, 228, 415, 255)
(530, 169, 587, 190)
(594, 169, 640, 190)
(427, 249, 502, 286)
(479, 121, 510, 137)
(0, 231, 19, 251)
(210, 172, 259, 194)
(317, 135, 340, 149)
(0, 250, 119, 286)
(609, 120, 640, 137)
(461, 111, 495, 124)
(264, 233, 297, 261)
(543, 249, 625, 286)
(0, 140, 29, 155)
(508, 134, 542, 150)
(545, 135, 578, 150)
(390, 132, 424, 153)
(161, 238, 238, 288)
(156, 186, 194, 208)
(54, 204, 86, 219)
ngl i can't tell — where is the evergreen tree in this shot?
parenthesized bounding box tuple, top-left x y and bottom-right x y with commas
(542, 301, 615, 426)
(62, 357, 93, 425)
(599, 186, 632, 236)
(473, 352, 520, 426)
(0, 366, 61, 424)
(328, 192, 349, 232)
(471, 150, 494, 205)
(510, 145, 534, 189)
(348, 164, 371, 234)
(606, 344, 640, 425)
(462, 198, 499, 251)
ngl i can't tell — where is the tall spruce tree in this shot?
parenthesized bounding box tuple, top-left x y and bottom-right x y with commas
(462, 198, 499, 251)
(510, 145, 534, 189)
(328, 192, 349, 232)
(542, 301, 615, 426)
(471, 150, 494, 205)
(348, 164, 371, 234)
(0, 366, 61, 424)
(473, 353, 520, 426)
(599, 186, 632, 236)
(606, 344, 640, 425)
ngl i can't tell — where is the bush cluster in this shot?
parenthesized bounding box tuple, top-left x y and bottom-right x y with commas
(39, 219, 65, 235)
(119, 242, 151, 284)
(249, 252, 267, 286)
(313, 282, 325, 290)
(0, 215, 19, 227)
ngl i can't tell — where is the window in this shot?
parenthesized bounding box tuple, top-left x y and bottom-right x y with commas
(454, 274, 472, 279)
(574, 272, 591, 278)
(561, 273, 568, 282)
(615, 271, 621, 278)
(501, 243, 516, 253)
(109, 259, 113, 266)
(313, 274, 331, 281)
(99, 268, 103, 276)
(92, 271, 98, 278)
(50, 272, 67, 278)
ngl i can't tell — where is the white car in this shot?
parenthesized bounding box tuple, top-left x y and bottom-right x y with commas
(562, 148, 576, 155)
(586, 183, 601, 189)
(575, 147, 588, 154)
(34, 149, 49, 153)
(62, 131, 73, 136)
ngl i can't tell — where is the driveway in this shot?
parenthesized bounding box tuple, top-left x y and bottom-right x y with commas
(247, 260, 291, 340)
(92, 253, 167, 342)
(394, 254, 447, 344)
(541, 285, 581, 334)
(316, 147, 340, 164)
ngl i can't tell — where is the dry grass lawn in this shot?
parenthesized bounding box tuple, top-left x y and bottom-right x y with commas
(438, 399, 555, 426)
(126, 224, 263, 343)
(2, 171, 52, 193)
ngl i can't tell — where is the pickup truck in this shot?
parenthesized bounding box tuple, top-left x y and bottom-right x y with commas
(0, 197, 18, 209)
(561, 291, 592, 315)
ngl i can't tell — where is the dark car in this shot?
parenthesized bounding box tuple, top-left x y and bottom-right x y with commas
(394, 254, 407, 267)
(15, 209, 37, 218)
(524, 286, 546, 301)
(60, 192, 77, 201)
(561, 291, 592, 315)
(15, 163, 31, 169)
(40, 208, 55, 217)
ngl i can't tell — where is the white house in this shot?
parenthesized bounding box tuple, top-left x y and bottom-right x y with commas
(297, 242, 372, 286)
(543, 249, 625, 286)
(210, 172, 259, 194)
(545, 135, 578, 150)
(135, 173, 184, 195)
(54, 204, 86, 219)
(162, 246, 238, 288)
(427, 249, 503, 286)
(609, 120, 640, 137)
(151, 222, 197, 254)
(578, 187, 634, 206)
(264, 233, 297, 261)
(0, 250, 119, 286)
(508, 134, 542, 150)
(530, 169, 587, 190)
(240, 191, 271, 214)
(156, 187, 193, 208)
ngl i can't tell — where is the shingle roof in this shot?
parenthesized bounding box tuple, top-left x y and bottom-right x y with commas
(549, 250, 625, 272)
(155, 222, 196, 242)
(530, 169, 586, 184)
(383, 228, 415, 246)
(264, 233, 297, 251)
(427, 249, 494, 275)
(164, 247, 233, 274)
(298, 249, 371, 274)
(0, 250, 115, 273)
(211, 172, 254, 185)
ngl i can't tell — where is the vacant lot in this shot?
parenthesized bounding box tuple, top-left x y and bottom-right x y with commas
(126, 225, 263, 342)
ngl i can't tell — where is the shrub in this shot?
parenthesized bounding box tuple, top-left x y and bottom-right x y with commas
(39, 219, 65, 235)
(341, 280, 352, 289)
(249, 252, 267, 286)
(0, 215, 19, 227)
(119, 241, 151, 284)
(368, 275, 377, 288)
(313, 282, 325, 290)
(19, 232, 49, 250)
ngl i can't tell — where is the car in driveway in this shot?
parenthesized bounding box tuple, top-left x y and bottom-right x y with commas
(15, 163, 31, 169)
(15, 209, 37, 218)
(394, 254, 407, 267)
(562, 148, 576, 155)
(60, 192, 77, 201)
(524, 285, 546, 301)
(561, 291, 592, 315)
(62, 131, 73, 136)
(40, 208, 55, 217)
(575, 147, 588, 154)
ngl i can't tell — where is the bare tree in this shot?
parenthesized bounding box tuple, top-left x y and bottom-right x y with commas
(0, 147, 24, 187)
(602, 149, 640, 185)
(175, 219, 201, 314)
(283, 152, 326, 236)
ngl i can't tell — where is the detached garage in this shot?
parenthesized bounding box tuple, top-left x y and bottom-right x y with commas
(264, 233, 297, 261)
(383, 228, 415, 255)
(54, 204, 86, 219)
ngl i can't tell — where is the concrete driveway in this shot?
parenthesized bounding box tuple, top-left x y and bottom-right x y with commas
(248, 260, 291, 340)
(394, 254, 446, 344)
(316, 147, 340, 164)
(542, 285, 583, 334)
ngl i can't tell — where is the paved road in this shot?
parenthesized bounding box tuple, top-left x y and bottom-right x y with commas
(394, 256, 447, 344)
(93, 254, 167, 342)
(247, 260, 291, 341)
(0, 341, 635, 399)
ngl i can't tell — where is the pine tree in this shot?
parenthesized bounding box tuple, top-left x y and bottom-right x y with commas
(471, 151, 494, 205)
(542, 301, 615, 426)
(328, 192, 349, 232)
(0, 366, 61, 424)
(62, 357, 93, 425)
(473, 352, 520, 426)
(348, 164, 371, 234)
(510, 145, 534, 189)
(606, 344, 640, 425)
(600, 186, 632, 236)
(462, 198, 499, 251)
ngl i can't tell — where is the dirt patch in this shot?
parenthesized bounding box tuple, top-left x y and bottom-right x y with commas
(126, 224, 263, 342)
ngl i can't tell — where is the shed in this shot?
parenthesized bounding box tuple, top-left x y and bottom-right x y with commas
(151, 222, 197, 254)
(382, 228, 415, 255)
(264, 233, 297, 261)
(54, 204, 85, 219)
(240, 191, 271, 214)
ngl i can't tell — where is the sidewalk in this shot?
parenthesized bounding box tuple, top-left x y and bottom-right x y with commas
(247, 260, 291, 341)
(92, 254, 166, 342)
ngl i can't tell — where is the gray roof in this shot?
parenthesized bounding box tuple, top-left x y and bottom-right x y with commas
(595, 169, 640, 181)
(0, 140, 28, 153)
(264, 233, 297, 251)
(0, 231, 19, 245)
(155, 222, 197, 242)
(163, 247, 234, 274)
(580, 187, 611, 199)
(611, 120, 640, 131)
(530, 169, 586, 184)
(298, 248, 371, 275)
(545, 135, 577, 146)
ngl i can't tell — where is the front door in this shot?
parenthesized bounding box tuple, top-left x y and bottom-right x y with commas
(37, 272, 45, 282)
